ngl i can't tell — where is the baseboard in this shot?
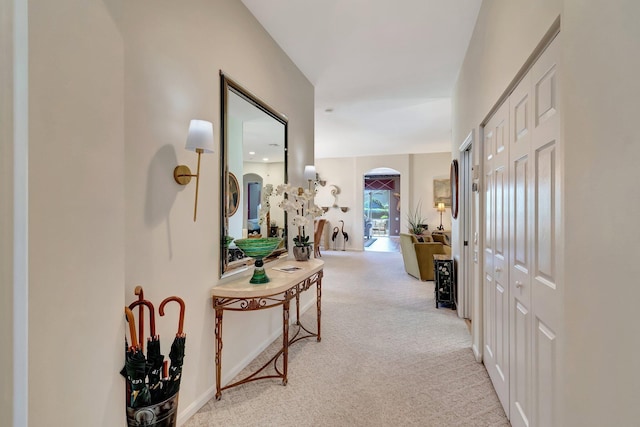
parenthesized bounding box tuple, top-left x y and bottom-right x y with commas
(176, 297, 317, 426)
(472, 344, 483, 363)
(464, 318, 472, 333)
(177, 385, 216, 426)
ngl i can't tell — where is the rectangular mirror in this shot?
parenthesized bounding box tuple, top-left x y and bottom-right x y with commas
(220, 72, 288, 278)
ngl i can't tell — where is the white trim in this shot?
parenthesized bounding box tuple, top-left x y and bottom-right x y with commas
(472, 343, 482, 362)
(474, 124, 485, 364)
(13, 0, 28, 425)
(457, 131, 473, 320)
(459, 130, 473, 152)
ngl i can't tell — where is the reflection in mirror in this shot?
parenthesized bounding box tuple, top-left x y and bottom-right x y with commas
(220, 72, 288, 278)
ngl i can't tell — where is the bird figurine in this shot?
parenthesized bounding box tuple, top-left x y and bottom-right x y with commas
(331, 226, 339, 250)
(340, 220, 349, 251)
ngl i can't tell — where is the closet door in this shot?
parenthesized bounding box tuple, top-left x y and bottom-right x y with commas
(508, 34, 562, 427)
(529, 35, 562, 427)
(483, 101, 510, 414)
(509, 72, 533, 427)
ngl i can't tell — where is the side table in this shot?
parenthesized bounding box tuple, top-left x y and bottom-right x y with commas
(211, 259, 323, 399)
(433, 254, 456, 309)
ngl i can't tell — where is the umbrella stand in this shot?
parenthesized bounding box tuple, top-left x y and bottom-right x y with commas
(123, 288, 185, 427)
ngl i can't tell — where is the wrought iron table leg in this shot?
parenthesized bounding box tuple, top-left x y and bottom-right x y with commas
(316, 278, 322, 342)
(295, 291, 301, 326)
(282, 299, 290, 385)
(215, 307, 223, 400)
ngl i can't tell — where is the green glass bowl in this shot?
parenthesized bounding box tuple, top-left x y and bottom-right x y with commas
(233, 237, 283, 284)
(233, 237, 282, 259)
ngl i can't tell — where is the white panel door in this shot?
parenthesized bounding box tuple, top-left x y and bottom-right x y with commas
(509, 71, 533, 427)
(507, 34, 562, 427)
(483, 101, 510, 414)
(530, 35, 562, 427)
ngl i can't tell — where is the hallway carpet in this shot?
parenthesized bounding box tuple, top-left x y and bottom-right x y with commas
(185, 251, 508, 426)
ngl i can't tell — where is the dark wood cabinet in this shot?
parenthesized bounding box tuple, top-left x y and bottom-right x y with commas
(433, 254, 456, 309)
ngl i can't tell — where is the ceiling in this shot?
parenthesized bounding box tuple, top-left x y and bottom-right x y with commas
(241, 0, 482, 159)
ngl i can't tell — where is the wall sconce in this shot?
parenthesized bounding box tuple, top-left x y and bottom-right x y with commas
(303, 164, 316, 191)
(436, 202, 446, 230)
(173, 120, 215, 221)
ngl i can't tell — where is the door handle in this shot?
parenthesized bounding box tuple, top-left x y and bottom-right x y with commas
(515, 281, 524, 289)
(495, 267, 502, 272)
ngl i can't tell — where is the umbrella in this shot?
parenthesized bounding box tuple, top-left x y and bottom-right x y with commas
(128, 297, 165, 404)
(159, 296, 186, 399)
(123, 307, 151, 408)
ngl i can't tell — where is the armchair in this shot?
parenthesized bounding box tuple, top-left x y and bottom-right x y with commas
(399, 233, 451, 281)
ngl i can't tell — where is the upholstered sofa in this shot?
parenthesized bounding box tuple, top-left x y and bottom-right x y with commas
(399, 233, 451, 281)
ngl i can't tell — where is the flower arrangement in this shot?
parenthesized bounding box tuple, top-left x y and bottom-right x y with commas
(260, 183, 323, 247)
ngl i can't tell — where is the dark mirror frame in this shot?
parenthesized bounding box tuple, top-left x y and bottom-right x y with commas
(450, 159, 459, 219)
(219, 72, 288, 278)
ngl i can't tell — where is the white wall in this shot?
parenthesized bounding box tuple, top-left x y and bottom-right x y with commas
(21, 0, 313, 426)
(1, 0, 15, 424)
(453, 0, 640, 424)
(28, 1, 125, 426)
(410, 153, 453, 231)
(316, 153, 451, 250)
(123, 0, 313, 424)
(562, 0, 640, 424)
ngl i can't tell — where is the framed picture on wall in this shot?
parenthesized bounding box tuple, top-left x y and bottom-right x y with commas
(433, 178, 452, 207)
(227, 172, 240, 216)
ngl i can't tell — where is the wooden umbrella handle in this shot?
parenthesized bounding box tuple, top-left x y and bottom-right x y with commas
(124, 307, 138, 349)
(129, 299, 156, 340)
(159, 296, 186, 336)
(134, 286, 145, 346)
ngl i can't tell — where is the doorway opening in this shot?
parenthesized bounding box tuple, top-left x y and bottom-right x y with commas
(459, 132, 474, 320)
(243, 173, 263, 235)
(364, 169, 401, 253)
(364, 190, 390, 237)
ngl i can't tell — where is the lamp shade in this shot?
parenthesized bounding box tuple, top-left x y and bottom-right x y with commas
(303, 165, 316, 180)
(185, 119, 215, 153)
(437, 202, 446, 212)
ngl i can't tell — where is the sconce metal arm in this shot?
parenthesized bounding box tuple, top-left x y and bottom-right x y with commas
(173, 148, 204, 221)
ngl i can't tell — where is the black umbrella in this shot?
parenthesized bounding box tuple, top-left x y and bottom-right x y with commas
(159, 297, 187, 399)
(147, 335, 164, 403)
(123, 307, 151, 408)
(129, 298, 166, 404)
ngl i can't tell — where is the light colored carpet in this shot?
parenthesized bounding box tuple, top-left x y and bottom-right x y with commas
(185, 251, 509, 427)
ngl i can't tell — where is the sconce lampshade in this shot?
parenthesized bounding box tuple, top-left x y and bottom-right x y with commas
(303, 165, 316, 181)
(185, 119, 215, 153)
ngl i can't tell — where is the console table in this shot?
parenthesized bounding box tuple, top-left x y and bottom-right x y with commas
(211, 258, 324, 399)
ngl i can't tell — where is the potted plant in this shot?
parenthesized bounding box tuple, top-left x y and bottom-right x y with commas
(407, 201, 428, 236)
(260, 183, 323, 261)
